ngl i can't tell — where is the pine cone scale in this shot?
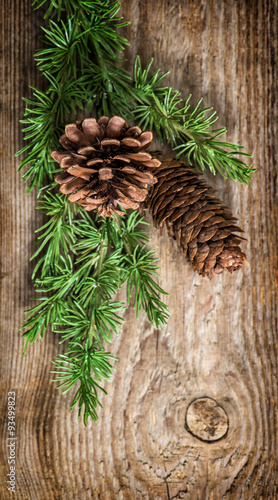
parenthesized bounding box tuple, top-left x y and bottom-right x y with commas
(78, 146, 97, 155)
(54, 172, 74, 184)
(121, 137, 141, 148)
(65, 124, 92, 147)
(59, 134, 78, 151)
(81, 118, 101, 140)
(67, 166, 96, 180)
(98, 168, 113, 180)
(59, 177, 86, 194)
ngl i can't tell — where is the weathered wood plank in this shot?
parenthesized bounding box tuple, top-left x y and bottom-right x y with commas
(0, 1, 277, 498)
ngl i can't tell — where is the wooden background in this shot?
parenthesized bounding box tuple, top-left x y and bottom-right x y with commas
(0, 0, 277, 498)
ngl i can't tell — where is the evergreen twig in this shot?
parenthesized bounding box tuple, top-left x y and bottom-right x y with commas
(21, 197, 169, 422)
(18, 0, 252, 424)
(17, 2, 253, 190)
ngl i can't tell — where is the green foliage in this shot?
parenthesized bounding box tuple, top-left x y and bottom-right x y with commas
(132, 57, 254, 183)
(35, 18, 90, 79)
(18, 2, 253, 189)
(123, 246, 169, 328)
(21, 203, 169, 424)
(18, 0, 253, 424)
(31, 192, 77, 278)
(15, 74, 88, 190)
(17, 1, 131, 190)
(52, 343, 116, 425)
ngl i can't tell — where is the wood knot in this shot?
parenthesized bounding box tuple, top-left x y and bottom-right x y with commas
(185, 397, 229, 442)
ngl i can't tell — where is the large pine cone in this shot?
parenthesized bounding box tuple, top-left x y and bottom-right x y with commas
(51, 116, 160, 217)
(148, 157, 247, 278)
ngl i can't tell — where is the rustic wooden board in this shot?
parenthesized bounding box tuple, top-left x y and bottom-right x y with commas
(0, 0, 277, 498)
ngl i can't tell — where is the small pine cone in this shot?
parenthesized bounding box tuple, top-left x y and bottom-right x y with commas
(51, 116, 160, 217)
(148, 157, 247, 278)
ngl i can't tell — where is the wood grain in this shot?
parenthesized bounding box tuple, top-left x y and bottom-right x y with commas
(0, 0, 277, 498)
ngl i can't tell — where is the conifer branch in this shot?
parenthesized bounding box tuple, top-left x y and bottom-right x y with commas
(21, 201, 169, 422)
(17, 2, 253, 190)
(18, 0, 252, 424)
(131, 57, 253, 183)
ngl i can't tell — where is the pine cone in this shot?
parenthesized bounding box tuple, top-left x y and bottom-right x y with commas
(51, 116, 160, 217)
(148, 157, 247, 278)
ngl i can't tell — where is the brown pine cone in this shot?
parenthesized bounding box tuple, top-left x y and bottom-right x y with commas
(51, 116, 160, 217)
(148, 157, 247, 278)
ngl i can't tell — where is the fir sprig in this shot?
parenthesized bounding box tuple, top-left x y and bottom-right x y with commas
(123, 246, 169, 328)
(132, 57, 253, 183)
(21, 203, 169, 422)
(31, 192, 78, 278)
(17, 1, 131, 190)
(18, 2, 253, 190)
(52, 342, 116, 424)
(18, 0, 252, 424)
